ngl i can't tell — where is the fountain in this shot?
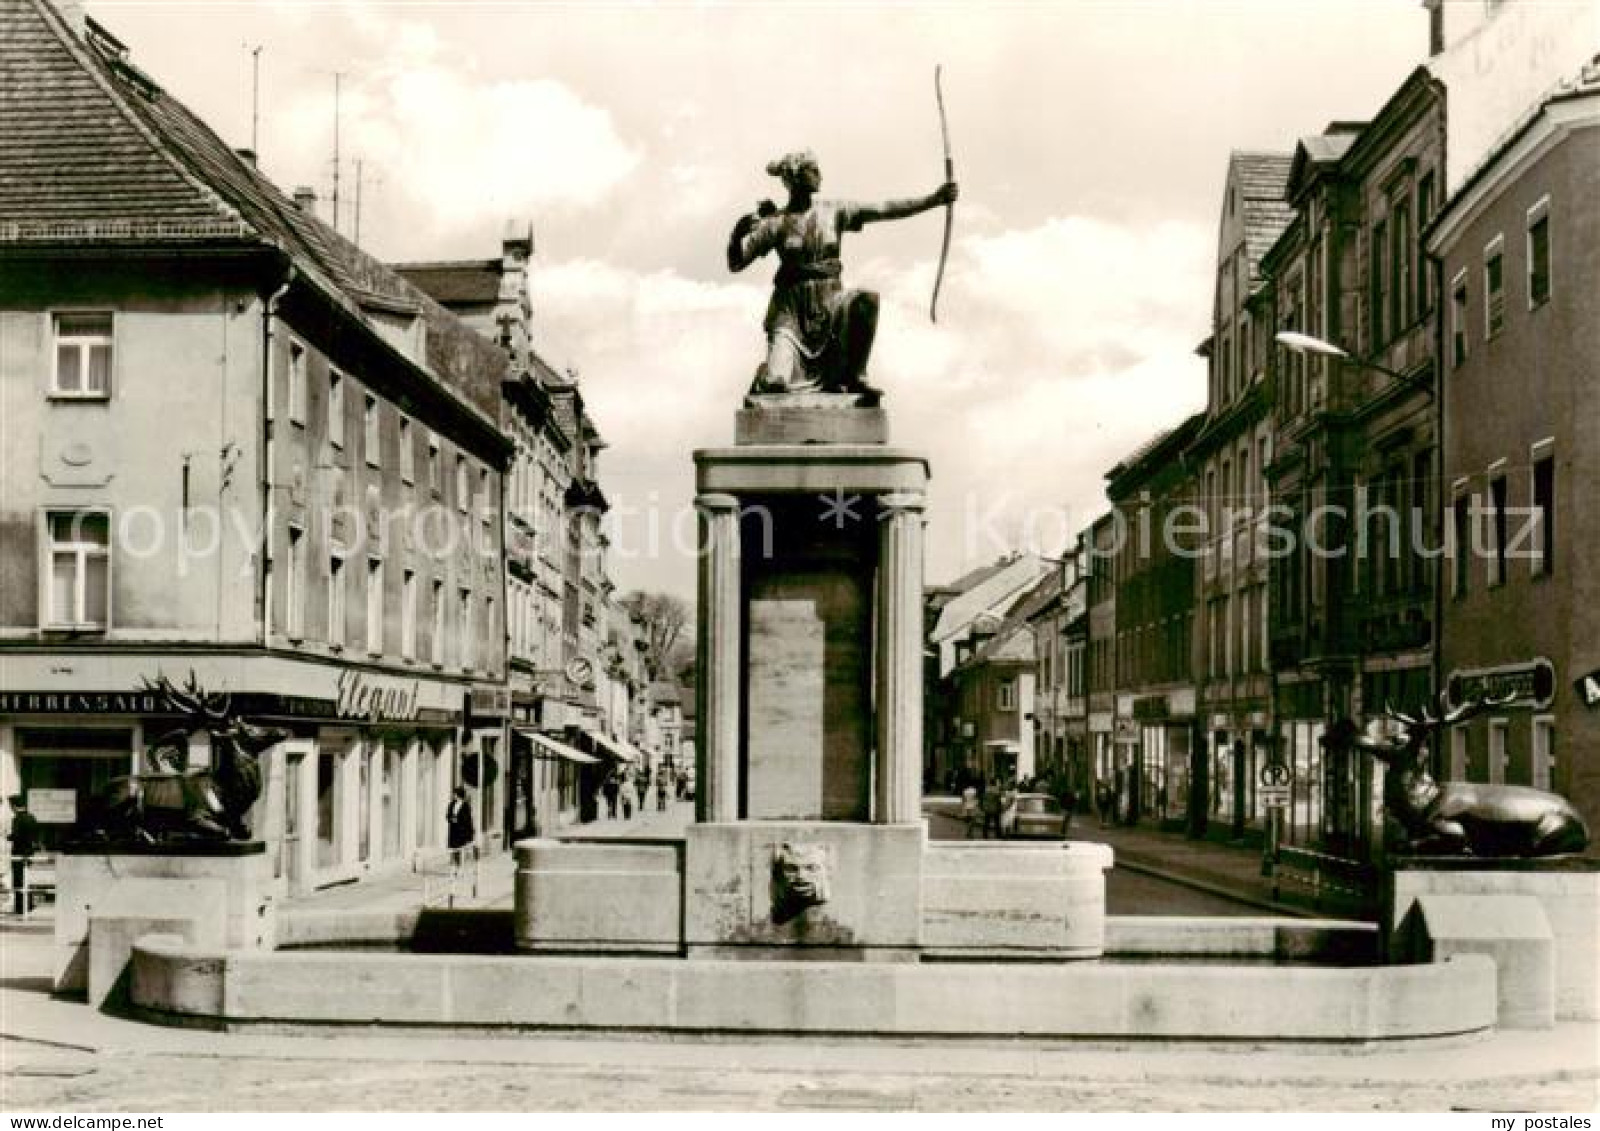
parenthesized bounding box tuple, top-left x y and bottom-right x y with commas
(78, 151, 1595, 1042)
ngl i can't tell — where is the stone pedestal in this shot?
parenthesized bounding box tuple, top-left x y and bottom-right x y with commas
(694, 443, 930, 825)
(684, 821, 924, 958)
(55, 842, 273, 994)
(1387, 858, 1600, 1020)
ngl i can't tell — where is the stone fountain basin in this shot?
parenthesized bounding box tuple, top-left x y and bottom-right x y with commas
(125, 911, 1498, 1042)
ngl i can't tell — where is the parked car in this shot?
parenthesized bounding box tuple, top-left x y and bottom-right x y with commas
(1006, 792, 1069, 840)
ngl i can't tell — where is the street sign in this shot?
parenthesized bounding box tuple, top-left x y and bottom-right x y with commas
(1258, 760, 1291, 788)
(1259, 784, 1291, 808)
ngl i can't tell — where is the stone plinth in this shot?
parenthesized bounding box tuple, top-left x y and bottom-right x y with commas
(56, 842, 273, 994)
(736, 397, 888, 445)
(88, 878, 228, 1008)
(685, 822, 924, 957)
(693, 443, 929, 825)
(1387, 858, 1600, 1020)
(1394, 893, 1555, 1029)
(514, 838, 682, 953)
(922, 841, 1114, 957)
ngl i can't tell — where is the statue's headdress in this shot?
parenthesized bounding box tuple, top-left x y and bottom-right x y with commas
(766, 150, 819, 186)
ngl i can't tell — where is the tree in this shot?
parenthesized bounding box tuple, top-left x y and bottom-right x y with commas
(620, 591, 691, 681)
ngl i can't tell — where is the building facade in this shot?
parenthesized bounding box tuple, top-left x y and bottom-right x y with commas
(1106, 413, 1204, 829)
(1189, 151, 1293, 839)
(1427, 64, 1600, 828)
(0, 0, 510, 893)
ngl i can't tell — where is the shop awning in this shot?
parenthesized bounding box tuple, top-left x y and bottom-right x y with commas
(518, 729, 600, 765)
(586, 730, 639, 764)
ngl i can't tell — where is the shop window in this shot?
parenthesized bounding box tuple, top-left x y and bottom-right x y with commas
(52, 312, 113, 398)
(17, 728, 133, 852)
(43, 511, 110, 630)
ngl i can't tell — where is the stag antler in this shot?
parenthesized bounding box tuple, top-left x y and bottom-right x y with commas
(140, 671, 232, 725)
(1439, 688, 1516, 727)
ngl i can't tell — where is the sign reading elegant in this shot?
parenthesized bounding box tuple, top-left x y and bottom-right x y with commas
(335, 670, 422, 723)
(1446, 659, 1556, 711)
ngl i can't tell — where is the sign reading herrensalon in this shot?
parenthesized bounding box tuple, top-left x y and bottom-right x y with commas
(0, 690, 162, 715)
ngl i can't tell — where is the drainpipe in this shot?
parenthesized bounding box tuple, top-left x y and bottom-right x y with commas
(259, 261, 296, 645)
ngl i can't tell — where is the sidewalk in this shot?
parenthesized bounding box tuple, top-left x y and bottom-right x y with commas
(1078, 819, 1372, 920)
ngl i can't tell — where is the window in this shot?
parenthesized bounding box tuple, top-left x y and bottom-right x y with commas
(1527, 198, 1550, 308)
(288, 339, 307, 423)
(458, 587, 473, 670)
(52, 313, 112, 397)
(1391, 198, 1412, 333)
(1484, 236, 1505, 338)
(1451, 492, 1470, 598)
(430, 579, 445, 666)
(1370, 219, 1388, 349)
(997, 679, 1015, 711)
(401, 568, 417, 660)
(328, 554, 346, 649)
(364, 394, 380, 467)
(286, 525, 305, 639)
(1532, 450, 1554, 576)
(456, 456, 470, 513)
(1417, 172, 1436, 314)
(399, 417, 415, 483)
(1488, 718, 1508, 785)
(1451, 272, 1469, 367)
(427, 435, 442, 495)
(1531, 717, 1555, 792)
(1489, 474, 1508, 587)
(327, 369, 345, 447)
(478, 467, 491, 525)
(365, 558, 384, 655)
(44, 511, 109, 629)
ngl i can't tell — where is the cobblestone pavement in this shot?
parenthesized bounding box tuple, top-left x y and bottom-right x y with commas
(5, 1039, 1596, 1112)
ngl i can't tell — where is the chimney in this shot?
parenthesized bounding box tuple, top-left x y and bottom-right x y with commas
(292, 186, 317, 215)
(502, 219, 534, 265)
(1424, 0, 1444, 57)
(235, 148, 257, 168)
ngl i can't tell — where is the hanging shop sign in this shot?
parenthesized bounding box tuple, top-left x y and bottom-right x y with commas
(1446, 659, 1556, 711)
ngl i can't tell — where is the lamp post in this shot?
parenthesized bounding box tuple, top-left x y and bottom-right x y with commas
(1274, 331, 1433, 399)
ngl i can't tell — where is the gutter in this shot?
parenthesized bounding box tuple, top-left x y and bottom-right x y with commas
(259, 255, 296, 646)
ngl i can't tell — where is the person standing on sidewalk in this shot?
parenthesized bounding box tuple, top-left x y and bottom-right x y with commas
(8, 795, 40, 915)
(446, 786, 475, 868)
(655, 772, 669, 812)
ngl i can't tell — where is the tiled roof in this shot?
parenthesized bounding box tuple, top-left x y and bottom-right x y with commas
(1230, 151, 1295, 281)
(1, 1, 506, 424)
(394, 260, 502, 306)
(0, 0, 236, 233)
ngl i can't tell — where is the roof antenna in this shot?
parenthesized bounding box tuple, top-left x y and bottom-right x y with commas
(247, 44, 262, 157)
(331, 71, 344, 234)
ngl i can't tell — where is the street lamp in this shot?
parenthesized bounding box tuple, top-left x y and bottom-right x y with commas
(1274, 330, 1433, 399)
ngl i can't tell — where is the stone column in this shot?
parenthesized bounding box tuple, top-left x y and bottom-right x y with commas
(696, 492, 742, 823)
(875, 492, 925, 824)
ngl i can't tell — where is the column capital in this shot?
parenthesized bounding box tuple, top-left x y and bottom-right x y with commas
(695, 492, 742, 514)
(877, 491, 926, 515)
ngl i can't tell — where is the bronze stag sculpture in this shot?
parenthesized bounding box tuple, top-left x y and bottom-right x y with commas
(1352, 692, 1589, 858)
(83, 673, 286, 844)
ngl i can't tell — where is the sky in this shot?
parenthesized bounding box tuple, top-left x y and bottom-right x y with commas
(86, 0, 1426, 599)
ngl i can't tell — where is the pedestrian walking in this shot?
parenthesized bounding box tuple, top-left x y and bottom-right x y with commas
(656, 773, 668, 812)
(7, 795, 40, 915)
(960, 782, 980, 839)
(446, 786, 475, 868)
(620, 775, 638, 820)
(1096, 780, 1113, 828)
(603, 775, 620, 819)
(981, 782, 1003, 840)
